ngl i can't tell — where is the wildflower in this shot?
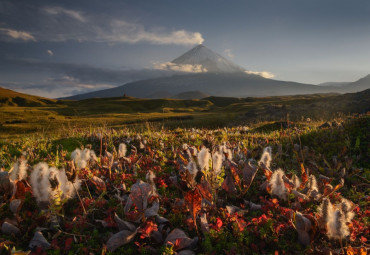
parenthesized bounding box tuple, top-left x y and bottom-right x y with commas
(269, 169, 287, 200)
(307, 174, 318, 192)
(197, 147, 210, 171)
(291, 174, 301, 189)
(318, 198, 334, 229)
(259, 147, 272, 170)
(9, 159, 28, 181)
(30, 163, 51, 203)
(212, 151, 223, 175)
(186, 161, 198, 178)
(71, 148, 96, 169)
(146, 170, 157, 195)
(30, 162, 81, 204)
(327, 209, 349, 240)
(118, 143, 127, 158)
(219, 144, 232, 160)
(340, 198, 355, 223)
(307, 174, 320, 199)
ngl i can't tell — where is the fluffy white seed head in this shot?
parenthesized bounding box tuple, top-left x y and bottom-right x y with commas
(307, 175, 319, 192)
(259, 147, 272, 169)
(118, 143, 127, 158)
(292, 174, 301, 189)
(146, 170, 157, 195)
(197, 147, 210, 171)
(269, 168, 287, 200)
(219, 144, 232, 160)
(30, 163, 51, 203)
(30, 163, 80, 204)
(182, 143, 189, 151)
(146, 170, 156, 185)
(71, 149, 81, 163)
(318, 198, 334, 227)
(186, 161, 198, 178)
(212, 151, 223, 175)
(340, 198, 355, 223)
(71, 148, 96, 169)
(9, 159, 28, 181)
(327, 209, 349, 240)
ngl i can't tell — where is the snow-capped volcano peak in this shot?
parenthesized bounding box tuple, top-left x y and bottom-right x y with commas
(171, 44, 246, 73)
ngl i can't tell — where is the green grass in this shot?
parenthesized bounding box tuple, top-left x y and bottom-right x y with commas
(0, 88, 369, 139)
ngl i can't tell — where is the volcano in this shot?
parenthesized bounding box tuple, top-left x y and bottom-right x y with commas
(64, 45, 351, 100)
(170, 44, 245, 73)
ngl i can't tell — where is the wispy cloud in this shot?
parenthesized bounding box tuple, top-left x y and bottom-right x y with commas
(1, 5, 204, 45)
(245, 70, 275, 79)
(43, 6, 87, 23)
(0, 28, 36, 41)
(153, 62, 207, 73)
(223, 49, 234, 59)
(101, 21, 204, 45)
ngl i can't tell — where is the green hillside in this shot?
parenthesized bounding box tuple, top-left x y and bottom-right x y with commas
(0, 87, 369, 139)
(0, 87, 57, 106)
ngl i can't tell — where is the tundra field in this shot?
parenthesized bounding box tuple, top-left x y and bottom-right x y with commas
(0, 89, 369, 255)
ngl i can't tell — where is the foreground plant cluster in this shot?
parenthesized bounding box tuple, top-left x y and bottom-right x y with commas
(0, 119, 369, 255)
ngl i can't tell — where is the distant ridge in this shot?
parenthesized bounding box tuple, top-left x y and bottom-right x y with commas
(341, 74, 370, 92)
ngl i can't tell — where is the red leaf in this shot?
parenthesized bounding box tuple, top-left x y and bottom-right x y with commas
(13, 180, 26, 200)
(91, 176, 106, 192)
(221, 175, 237, 194)
(216, 217, 223, 229)
(107, 229, 137, 252)
(263, 169, 273, 181)
(360, 236, 367, 243)
(165, 228, 194, 251)
(197, 180, 212, 202)
(184, 189, 202, 230)
(300, 164, 308, 187)
(229, 162, 241, 189)
(64, 237, 73, 251)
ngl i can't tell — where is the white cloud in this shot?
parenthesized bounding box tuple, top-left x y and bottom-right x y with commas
(93, 19, 204, 45)
(34, 6, 204, 45)
(43, 6, 87, 23)
(47, 49, 54, 56)
(0, 28, 36, 41)
(153, 62, 207, 73)
(245, 70, 275, 79)
(223, 49, 234, 59)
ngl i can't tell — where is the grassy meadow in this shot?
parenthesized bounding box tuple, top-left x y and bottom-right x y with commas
(0, 88, 369, 254)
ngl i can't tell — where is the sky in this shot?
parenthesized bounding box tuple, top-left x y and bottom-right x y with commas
(1, 0, 370, 98)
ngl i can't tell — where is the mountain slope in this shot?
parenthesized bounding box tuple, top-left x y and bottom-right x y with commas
(341, 74, 370, 92)
(0, 87, 57, 106)
(66, 72, 338, 100)
(318, 82, 351, 87)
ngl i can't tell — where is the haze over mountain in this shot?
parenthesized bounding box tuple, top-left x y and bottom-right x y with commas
(170, 44, 245, 73)
(318, 82, 351, 87)
(64, 45, 370, 100)
(341, 74, 370, 93)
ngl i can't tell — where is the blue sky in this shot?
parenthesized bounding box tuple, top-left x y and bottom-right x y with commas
(1, 0, 370, 97)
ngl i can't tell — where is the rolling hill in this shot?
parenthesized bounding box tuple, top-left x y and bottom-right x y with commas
(1, 86, 369, 138)
(0, 87, 56, 106)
